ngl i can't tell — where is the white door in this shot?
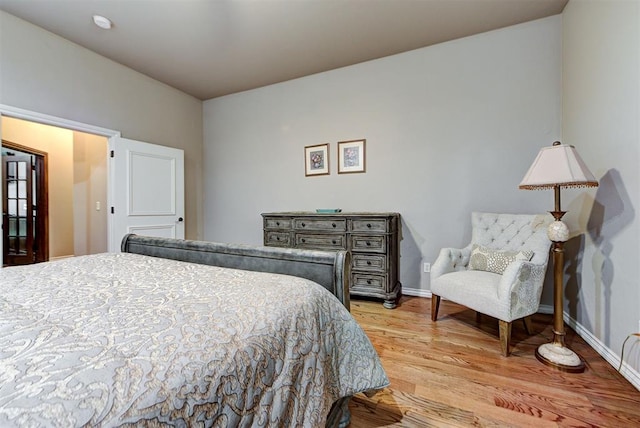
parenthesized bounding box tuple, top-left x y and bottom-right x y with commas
(110, 137, 184, 251)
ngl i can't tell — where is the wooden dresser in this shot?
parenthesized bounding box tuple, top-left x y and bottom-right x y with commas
(261, 212, 401, 308)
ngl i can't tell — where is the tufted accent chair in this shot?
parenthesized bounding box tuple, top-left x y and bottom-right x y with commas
(430, 212, 552, 356)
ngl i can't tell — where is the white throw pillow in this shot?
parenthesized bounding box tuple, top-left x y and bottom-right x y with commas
(469, 245, 533, 275)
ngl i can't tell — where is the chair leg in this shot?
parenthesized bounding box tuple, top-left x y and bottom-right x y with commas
(523, 316, 533, 335)
(431, 294, 440, 321)
(499, 320, 512, 357)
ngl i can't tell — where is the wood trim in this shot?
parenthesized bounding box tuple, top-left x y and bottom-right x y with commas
(36, 150, 48, 262)
(2, 140, 48, 158)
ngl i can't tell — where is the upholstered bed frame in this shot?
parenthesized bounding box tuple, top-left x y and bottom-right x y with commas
(120, 234, 353, 427)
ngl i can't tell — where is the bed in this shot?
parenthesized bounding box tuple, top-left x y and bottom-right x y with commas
(0, 234, 388, 427)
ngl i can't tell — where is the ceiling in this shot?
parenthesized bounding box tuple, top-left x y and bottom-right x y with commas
(0, 0, 568, 100)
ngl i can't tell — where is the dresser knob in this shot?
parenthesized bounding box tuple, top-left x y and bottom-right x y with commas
(366, 241, 371, 246)
(366, 261, 372, 265)
(301, 238, 306, 243)
(332, 240, 337, 244)
(367, 223, 372, 228)
(276, 237, 280, 241)
(367, 280, 372, 285)
(276, 221, 280, 226)
(301, 222, 306, 227)
(332, 223, 336, 228)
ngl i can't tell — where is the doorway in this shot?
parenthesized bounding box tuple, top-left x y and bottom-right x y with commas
(1, 116, 109, 261)
(0, 105, 185, 254)
(1, 140, 48, 266)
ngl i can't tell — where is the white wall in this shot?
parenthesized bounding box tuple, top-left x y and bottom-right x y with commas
(203, 16, 562, 295)
(562, 0, 640, 380)
(73, 131, 108, 256)
(0, 11, 204, 240)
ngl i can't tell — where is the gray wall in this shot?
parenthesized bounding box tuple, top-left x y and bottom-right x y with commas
(203, 3, 640, 382)
(203, 16, 562, 296)
(0, 11, 204, 240)
(562, 1, 640, 378)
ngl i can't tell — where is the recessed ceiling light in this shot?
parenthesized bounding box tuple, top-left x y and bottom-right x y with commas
(92, 15, 112, 30)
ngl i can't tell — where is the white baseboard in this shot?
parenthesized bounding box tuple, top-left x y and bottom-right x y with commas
(401, 286, 431, 298)
(538, 304, 553, 315)
(50, 255, 75, 261)
(400, 288, 640, 390)
(564, 313, 640, 390)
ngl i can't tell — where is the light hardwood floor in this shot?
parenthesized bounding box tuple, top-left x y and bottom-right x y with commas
(347, 296, 640, 427)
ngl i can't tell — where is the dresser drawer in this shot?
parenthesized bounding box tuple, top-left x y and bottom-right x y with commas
(294, 218, 347, 232)
(351, 272, 387, 291)
(265, 231, 291, 246)
(295, 233, 346, 250)
(264, 218, 292, 229)
(351, 235, 386, 253)
(352, 254, 386, 272)
(352, 219, 389, 233)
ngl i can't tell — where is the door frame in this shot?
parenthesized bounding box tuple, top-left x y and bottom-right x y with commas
(0, 104, 122, 253)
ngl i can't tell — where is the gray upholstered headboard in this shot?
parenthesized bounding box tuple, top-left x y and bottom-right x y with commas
(121, 234, 351, 311)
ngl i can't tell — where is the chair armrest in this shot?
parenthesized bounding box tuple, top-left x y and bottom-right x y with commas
(431, 246, 472, 281)
(498, 260, 549, 320)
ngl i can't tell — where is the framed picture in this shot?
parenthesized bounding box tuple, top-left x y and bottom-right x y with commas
(304, 143, 330, 176)
(338, 139, 366, 174)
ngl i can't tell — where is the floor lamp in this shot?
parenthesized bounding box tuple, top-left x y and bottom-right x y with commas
(519, 141, 598, 373)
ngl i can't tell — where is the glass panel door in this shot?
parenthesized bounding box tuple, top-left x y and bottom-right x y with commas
(2, 155, 34, 265)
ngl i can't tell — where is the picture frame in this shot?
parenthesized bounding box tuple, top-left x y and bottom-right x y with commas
(304, 143, 330, 176)
(338, 139, 366, 174)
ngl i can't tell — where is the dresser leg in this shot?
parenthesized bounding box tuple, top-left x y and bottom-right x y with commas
(383, 298, 397, 309)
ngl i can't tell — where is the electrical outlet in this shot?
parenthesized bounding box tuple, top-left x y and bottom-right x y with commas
(423, 262, 431, 273)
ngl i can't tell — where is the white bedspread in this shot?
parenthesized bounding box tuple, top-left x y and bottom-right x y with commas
(0, 253, 388, 427)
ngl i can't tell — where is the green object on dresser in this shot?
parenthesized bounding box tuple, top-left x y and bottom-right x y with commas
(262, 212, 402, 309)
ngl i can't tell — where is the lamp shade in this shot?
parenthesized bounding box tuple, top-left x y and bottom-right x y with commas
(519, 141, 598, 190)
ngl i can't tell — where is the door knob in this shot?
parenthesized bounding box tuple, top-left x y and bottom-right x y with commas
(178, 217, 184, 222)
